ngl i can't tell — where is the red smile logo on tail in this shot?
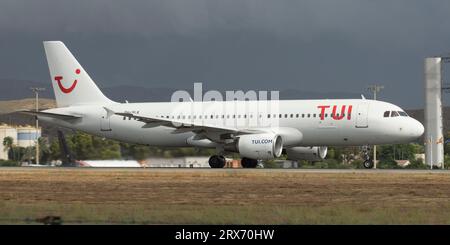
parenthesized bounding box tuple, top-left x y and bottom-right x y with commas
(54, 69, 80, 94)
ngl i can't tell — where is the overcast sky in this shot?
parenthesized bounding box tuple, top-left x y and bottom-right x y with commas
(1, 0, 450, 108)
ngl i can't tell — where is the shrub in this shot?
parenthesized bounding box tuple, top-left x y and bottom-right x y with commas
(0, 160, 20, 167)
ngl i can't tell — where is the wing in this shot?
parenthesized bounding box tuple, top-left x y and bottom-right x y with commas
(107, 107, 264, 135)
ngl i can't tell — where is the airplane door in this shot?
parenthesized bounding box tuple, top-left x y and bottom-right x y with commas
(355, 103, 369, 128)
(100, 115, 112, 131)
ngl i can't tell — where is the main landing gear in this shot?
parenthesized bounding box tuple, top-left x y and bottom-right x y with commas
(362, 145, 374, 169)
(208, 155, 260, 168)
(241, 157, 258, 168)
(208, 155, 226, 168)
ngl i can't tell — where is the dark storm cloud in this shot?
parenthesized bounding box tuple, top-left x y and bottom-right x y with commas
(1, 0, 450, 108)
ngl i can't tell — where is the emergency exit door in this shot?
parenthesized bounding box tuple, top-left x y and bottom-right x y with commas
(355, 103, 369, 128)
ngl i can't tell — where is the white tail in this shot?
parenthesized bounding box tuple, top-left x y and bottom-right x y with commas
(43, 41, 114, 107)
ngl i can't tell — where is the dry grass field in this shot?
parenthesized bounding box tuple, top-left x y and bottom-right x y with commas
(1, 168, 450, 224)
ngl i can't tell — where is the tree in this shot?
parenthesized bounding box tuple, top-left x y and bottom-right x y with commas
(68, 132, 94, 159)
(378, 144, 423, 168)
(3, 136, 14, 158)
(48, 139, 61, 161)
(129, 145, 152, 161)
(38, 137, 53, 163)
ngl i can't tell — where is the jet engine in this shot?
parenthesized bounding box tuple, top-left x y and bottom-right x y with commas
(286, 146, 328, 161)
(225, 133, 283, 160)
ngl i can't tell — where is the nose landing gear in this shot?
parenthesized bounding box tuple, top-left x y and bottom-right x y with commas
(362, 145, 374, 169)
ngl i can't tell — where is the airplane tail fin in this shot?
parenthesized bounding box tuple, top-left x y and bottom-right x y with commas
(43, 41, 115, 107)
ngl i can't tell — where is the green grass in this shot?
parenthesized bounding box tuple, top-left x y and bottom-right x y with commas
(1, 201, 450, 225)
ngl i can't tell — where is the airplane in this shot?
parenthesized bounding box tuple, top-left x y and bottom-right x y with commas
(22, 41, 424, 169)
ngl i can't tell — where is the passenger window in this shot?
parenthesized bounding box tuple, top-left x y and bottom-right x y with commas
(290, 114, 293, 118)
(296, 114, 299, 118)
(383, 111, 390, 117)
(267, 114, 271, 118)
(302, 114, 305, 118)
(307, 114, 311, 118)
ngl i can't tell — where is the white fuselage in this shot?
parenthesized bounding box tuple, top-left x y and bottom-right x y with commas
(39, 98, 424, 148)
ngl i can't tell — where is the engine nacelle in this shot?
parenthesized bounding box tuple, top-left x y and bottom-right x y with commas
(232, 133, 283, 160)
(286, 146, 328, 161)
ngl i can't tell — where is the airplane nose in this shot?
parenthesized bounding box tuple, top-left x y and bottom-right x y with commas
(417, 121, 425, 137)
(412, 119, 424, 138)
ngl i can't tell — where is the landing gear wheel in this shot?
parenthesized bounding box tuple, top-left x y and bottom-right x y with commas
(209, 155, 226, 168)
(363, 159, 374, 169)
(241, 157, 258, 168)
(361, 145, 374, 169)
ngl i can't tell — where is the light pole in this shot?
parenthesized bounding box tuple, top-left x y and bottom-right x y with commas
(367, 85, 384, 169)
(30, 87, 45, 165)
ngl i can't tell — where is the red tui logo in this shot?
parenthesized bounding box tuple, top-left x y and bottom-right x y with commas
(54, 69, 80, 94)
(318, 105, 353, 120)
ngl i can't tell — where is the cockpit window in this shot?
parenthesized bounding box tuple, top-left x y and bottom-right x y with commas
(391, 111, 399, 117)
(383, 111, 390, 117)
(398, 111, 408, 117)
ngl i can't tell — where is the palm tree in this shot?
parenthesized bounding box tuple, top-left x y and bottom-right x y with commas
(3, 136, 14, 160)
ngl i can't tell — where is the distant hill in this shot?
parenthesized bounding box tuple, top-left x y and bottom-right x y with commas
(406, 108, 450, 134)
(0, 98, 56, 114)
(0, 79, 54, 100)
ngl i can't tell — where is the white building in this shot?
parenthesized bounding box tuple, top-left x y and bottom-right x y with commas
(75, 157, 211, 168)
(0, 124, 41, 160)
(144, 156, 210, 168)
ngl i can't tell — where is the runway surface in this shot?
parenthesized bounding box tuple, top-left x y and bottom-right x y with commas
(1, 166, 448, 174)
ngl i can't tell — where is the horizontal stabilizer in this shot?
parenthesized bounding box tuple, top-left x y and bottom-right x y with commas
(18, 110, 82, 120)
